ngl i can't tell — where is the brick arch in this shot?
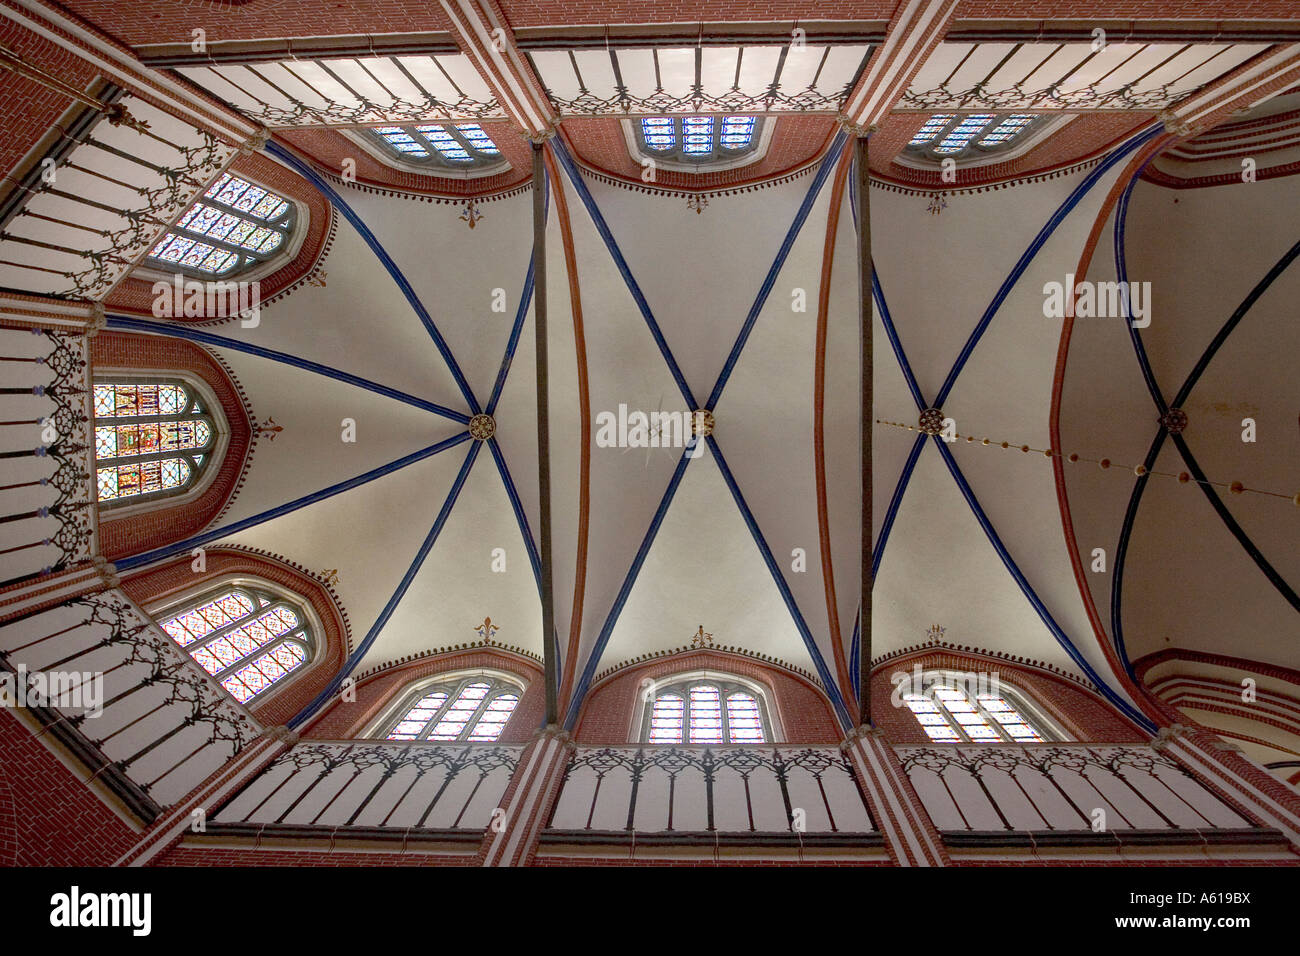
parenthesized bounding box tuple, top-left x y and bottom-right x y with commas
(120, 548, 348, 728)
(91, 331, 254, 561)
(560, 115, 839, 193)
(104, 151, 332, 322)
(302, 649, 545, 743)
(869, 648, 1148, 744)
(575, 648, 842, 744)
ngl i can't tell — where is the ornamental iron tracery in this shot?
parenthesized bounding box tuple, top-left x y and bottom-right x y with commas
(0, 591, 259, 810)
(213, 741, 520, 829)
(553, 745, 874, 834)
(898, 744, 1255, 832)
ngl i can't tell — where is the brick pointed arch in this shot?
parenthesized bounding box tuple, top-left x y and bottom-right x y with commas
(869, 648, 1149, 744)
(120, 548, 348, 727)
(103, 151, 332, 321)
(576, 648, 842, 744)
(91, 331, 254, 561)
(302, 648, 545, 743)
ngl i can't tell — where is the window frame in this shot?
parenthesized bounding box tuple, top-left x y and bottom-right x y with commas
(147, 576, 322, 708)
(367, 670, 526, 743)
(900, 112, 1065, 166)
(347, 123, 511, 179)
(635, 671, 779, 745)
(91, 373, 229, 514)
(142, 172, 300, 282)
(902, 670, 1065, 744)
(623, 114, 775, 173)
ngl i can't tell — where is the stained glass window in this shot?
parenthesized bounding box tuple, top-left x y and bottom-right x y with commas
(382, 676, 521, 742)
(93, 380, 215, 507)
(635, 115, 763, 164)
(367, 124, 504, 170)
(906, 113, 1040, 160)
(157, 585, 313, 704)
(145, 173, 295, 279)
(903, 675, 1054, 743)
(643, 679, 768, 744)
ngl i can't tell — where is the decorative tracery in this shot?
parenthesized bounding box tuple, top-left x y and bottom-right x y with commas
(644, 678, 767, 744)
(145, 173, 295, 278)
(902, 675, 1053, 743)
(157, 584, 314, 704)
(368, 123, 503, 169)
(383, 676, 521, 742)
(906, 113, 1040, 160)
(636, 115, 761, 164)
(93, 380, 215, 506)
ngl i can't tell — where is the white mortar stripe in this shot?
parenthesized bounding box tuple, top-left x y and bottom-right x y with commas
(868, 736, 944, 863)
(498, 736, 558, 865)
(846, 744, 914, 864)
(483, 735, 548, 865)
(1171, 739, 1300, 837)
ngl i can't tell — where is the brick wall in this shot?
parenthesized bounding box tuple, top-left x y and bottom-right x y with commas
(91, 331, 253, 561)
(574, 649, 843, 743)
(0, 19, 98, 186)
(0, 708, 139, 866)
(868, 650, 1149, 743)
(120, 549, 349, 729)
(302, 648, 545, 742)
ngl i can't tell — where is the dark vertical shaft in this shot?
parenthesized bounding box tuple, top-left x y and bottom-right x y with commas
(856, 134, 873, 727)
(532, 142, 558, 725)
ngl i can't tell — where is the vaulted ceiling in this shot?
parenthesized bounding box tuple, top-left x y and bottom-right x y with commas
(3, 2, 1298, 763)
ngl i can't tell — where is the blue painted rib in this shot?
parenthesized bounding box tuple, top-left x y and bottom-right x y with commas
(933, 125, 1162, 408)
(115, 431, 472, 572)
(934, 438, 1156, 732)
(266, 140, 482, 415)
(290, 440, 481, 728)
(486, 435, 542, 592)
(485, 169, 548, 416)
(549, 140, 696, 411)
(708, 435, 854, 730)
(562, 449, 696, 729)
(704, 131, 849, 410)
(105, 315, 469, 423)
(1113, 170, 1168, 413)
(849, 610, 861, 694)
(870, 271, 928, 578)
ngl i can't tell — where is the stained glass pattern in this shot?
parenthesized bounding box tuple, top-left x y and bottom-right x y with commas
(907, 113, 1039, 158)
(905, 678, 1051, 743)
(370, 124, 503, 168)
(157, 587, 313, 705)
(644, 680, 767, 744)
(93, 381, 214, 505)
(146, 173, 295, 278)
(382, 677, 521, 742)
(636, 115, 762, 163)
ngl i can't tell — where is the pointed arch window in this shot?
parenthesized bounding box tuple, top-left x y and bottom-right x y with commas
(636, 115, 762, 164)
(906, 113, 1041, 160)
(902, 674, 1057, 743)
(367, 123, 504, 170)
(145, 173, 296, 279)
(157, 584, 314, 704)
(93, 379, 215, 506)
(644, 678, 768, 744)
(383, 676, 521, 742)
